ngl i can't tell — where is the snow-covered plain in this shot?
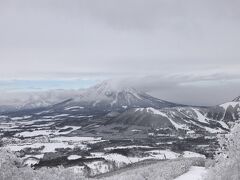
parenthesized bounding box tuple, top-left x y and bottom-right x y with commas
(104, 145, 152, 151)
(183, 151, 206, 159)
(4, 136, 104, 153)
(6, 142, 77, 153)
(14, 126, 80, 137)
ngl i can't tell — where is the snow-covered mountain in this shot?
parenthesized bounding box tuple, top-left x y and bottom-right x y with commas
(58, 80, 181, 112)
(0, 93, 52, 113)
(108, 106, 228, 134)
(207, 97, 240, 123)
(106, 96, 240, 135)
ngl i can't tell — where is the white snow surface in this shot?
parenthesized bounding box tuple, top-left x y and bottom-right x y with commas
(193, 109, 209, 124)
(131, 129, 142, 132)
(104, 145, 152, 151)
(218, 121, 229, 129)
(68, 155, 82, 160)
(24, 158, 40, 166)
(168, 116, 190, 130)
(25, 154, 44, 159)
(146, 107, 168, 117)
(174, 166, 207, 180)
(64, 106, 84, 111)
(84, 161, 110, 175)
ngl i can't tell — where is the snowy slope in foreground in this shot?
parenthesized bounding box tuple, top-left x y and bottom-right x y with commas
(100, 158, 205, 180)
(174, 166, 207, 180)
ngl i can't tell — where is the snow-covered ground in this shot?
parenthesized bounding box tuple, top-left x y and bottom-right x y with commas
(14, 126, 81, 137)
(174, 166, 207, 180)
(5, 142, 77, 152)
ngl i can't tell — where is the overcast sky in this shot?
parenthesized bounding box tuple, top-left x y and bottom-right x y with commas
(0, 0, 240, 105)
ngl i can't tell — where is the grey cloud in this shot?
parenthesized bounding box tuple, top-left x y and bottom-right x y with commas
(118, 73, 240, 106)
(0, 0, 240, 105)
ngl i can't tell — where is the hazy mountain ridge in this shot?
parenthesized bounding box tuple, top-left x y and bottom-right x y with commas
(0, 80, 239, 134)
(0, 80, 180, 113)
(0, 89, 84, 113)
